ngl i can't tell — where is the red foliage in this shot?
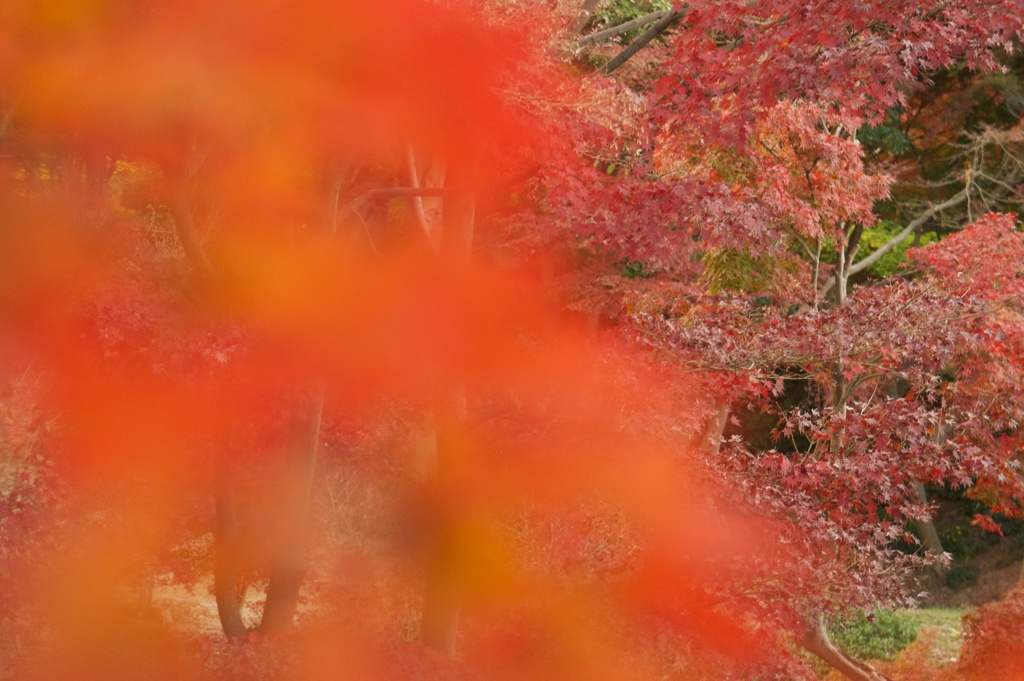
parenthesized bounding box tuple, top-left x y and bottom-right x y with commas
(953, 585, 1024, 680)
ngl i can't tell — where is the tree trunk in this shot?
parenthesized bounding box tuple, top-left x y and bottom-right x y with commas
(213, 455, 249, 637)
(834, 239, 847, 308)
(167, 152, 324, 636)
(419, 163, 475, 655)
(420, 566, 460, 654)
(169, 162, 250, 637)
(912, 481, 947, 577)
(912, 424, 951, 574)
(800, 232, 892, 680)
(258, 388, 324, 633)
(800, 615, 893, 681)
(880, 381, 946, 573)
(166, 152, 215, 281)
(830, 250, 850, 458)
(418, 389, 467, 655)
(406, 146, 447, 252)
(703, 402, 730, 454)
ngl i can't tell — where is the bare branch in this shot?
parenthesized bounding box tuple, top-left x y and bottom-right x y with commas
(566, 0, 603, 36)
(816, 188, 970, 300)
(848, 188, 968, 277)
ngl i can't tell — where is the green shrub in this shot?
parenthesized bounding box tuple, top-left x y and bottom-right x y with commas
(830, 609, 918, 662)
(938, 524, 981, 560)
(1000, 514, 1024, 538)
(593, 0, 673, 37)
(946, 563, 980, 590)
(852, 222, 936, 277)
(617, 258, 659, 279)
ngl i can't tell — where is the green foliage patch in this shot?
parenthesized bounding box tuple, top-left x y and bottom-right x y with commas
(617, 258, 660, 279)
(938, 524, 982, 560)
(854, 222, 937, 278)
(857, 109, 913, 156)
(830, 609, 918, 662)
(946, 563, 980, 591)
(593, 0, 673, 38)
(701, 248, 799, 294)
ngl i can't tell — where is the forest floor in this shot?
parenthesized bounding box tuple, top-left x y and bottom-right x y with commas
(151, 579, 223, 633)
(148, 532, 1023, 629)
(915, 493, 1024, 609)
(141, 503, 1024, 680)
(152, 576, 267, 634)
(916, 549, 1021, 609)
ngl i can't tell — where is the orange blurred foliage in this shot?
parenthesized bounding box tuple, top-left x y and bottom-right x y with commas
(0, 1, 799, 680)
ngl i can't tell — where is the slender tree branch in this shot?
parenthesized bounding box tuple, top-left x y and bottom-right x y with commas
(326, 167, 344, 238)
(336, 187, 456, 223)
(787, 229, 815, 260)
(812, 240, 822, 309)
(406, 145, 440, 253)
(850, 188, 968, 276)
(816, 188, 970, 300)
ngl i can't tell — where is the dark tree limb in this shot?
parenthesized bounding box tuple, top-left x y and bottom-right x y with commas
(844, 223, 865, 273)
(578, 10, 669, 47)
(213, 456, 249, 637)
(603, 8, 686, 75)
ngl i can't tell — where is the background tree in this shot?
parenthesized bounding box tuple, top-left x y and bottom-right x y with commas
(544, 0, 1024, 677)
